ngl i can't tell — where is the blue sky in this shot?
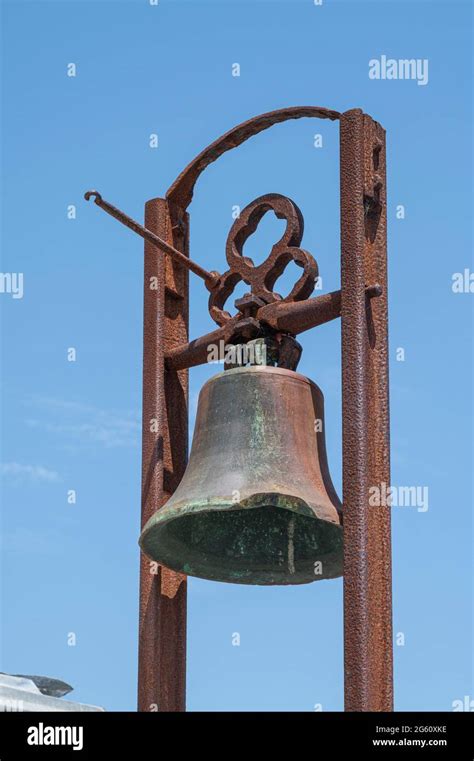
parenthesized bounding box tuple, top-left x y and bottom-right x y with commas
(1, 0, 472, 711)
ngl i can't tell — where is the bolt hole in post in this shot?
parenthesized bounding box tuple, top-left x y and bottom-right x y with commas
(372, 143, 381, 171)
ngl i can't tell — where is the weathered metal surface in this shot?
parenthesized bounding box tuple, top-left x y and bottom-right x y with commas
(167, 106, 341, 210)
(259, 284, 382, 334)
(137, 197, 188, 712)
(362, 114, 393, 712)
(84, 190, 219, 289)
(221, 335, 303, 371)
(340, 109, 392, 711)
(209, 194, 317, 326)
(165, 286, 381, 371)
(140, 365, 343, 585)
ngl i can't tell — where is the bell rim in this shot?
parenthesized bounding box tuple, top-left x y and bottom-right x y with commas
(140, 493, 342, 531)
(139, 500, 343, 585)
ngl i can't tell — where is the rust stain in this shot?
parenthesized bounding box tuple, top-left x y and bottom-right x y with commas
(160, 567, 186, 599)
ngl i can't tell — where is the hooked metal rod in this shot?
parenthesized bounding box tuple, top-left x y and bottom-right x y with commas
(84, 190, 220, 289)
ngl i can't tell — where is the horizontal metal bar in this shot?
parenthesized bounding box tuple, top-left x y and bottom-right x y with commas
(258, 289, 342, 333)
(165, 285, 381, 370)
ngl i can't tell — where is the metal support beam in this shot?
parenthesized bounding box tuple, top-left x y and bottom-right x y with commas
(340, 109, 393, 711)
(137, 197, 188, 712)
(165, 286, 382, 371)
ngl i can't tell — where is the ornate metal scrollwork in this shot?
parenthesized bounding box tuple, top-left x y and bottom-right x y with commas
(208, 193, 319, 327)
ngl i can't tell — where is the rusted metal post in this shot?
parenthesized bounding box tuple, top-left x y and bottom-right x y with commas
(137, 197, 188, 712)
(340, 109, 393, 711)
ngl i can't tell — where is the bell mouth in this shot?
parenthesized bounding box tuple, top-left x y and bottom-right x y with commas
(139, 499, 343, 585)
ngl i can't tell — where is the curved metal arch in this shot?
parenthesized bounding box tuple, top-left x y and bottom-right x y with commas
(166, 105, 340, 210)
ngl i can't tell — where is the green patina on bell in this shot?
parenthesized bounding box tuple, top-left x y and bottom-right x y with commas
(139, 363, 343, 585)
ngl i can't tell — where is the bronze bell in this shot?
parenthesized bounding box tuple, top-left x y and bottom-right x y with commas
(139, 364, 343, 585)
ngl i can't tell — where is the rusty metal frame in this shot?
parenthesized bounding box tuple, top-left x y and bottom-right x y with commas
(100, 105, 392, 712)
(340, 110, 392, 711)
(137, 198, 188, 712)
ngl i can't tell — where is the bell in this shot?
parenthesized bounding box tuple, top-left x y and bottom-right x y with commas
(139, 365, 343, 585)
